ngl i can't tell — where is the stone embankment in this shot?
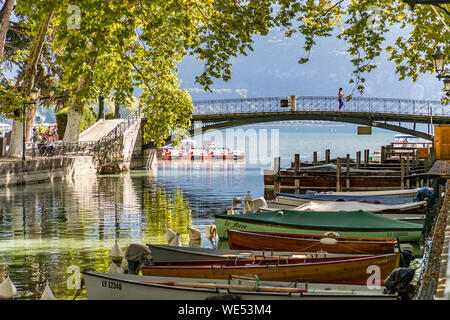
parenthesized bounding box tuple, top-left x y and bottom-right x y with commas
(0, 156, 96, 188)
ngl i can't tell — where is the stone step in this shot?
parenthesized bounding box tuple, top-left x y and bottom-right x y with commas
(79, 119, 123, 142)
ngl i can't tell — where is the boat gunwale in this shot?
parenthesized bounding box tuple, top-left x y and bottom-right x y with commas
(227, 229, 399, 244)
(143, 253, 399, 270)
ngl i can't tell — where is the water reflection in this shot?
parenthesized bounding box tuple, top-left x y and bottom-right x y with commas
(0, 126, 400, 299)
(0, 168, 195, 300)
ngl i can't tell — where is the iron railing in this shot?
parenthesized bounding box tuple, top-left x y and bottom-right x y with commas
(93, 108, 141, 154)
(192, 96, 447, 117)
(26, 108, 141, 158)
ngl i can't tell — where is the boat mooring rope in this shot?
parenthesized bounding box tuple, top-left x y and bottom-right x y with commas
(72, 279, 85, 300)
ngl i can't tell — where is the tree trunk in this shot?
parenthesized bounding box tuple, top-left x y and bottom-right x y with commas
(8, 119, 24, 158)
(25, 102, 38, 141)
(7, 12, 53, 158)
(63, 56, 96, 143)
(0, 0, 14, 58)
(63, 107, 83, 143)
(98, 96, 104, 119)
(114, 102, 120, 119)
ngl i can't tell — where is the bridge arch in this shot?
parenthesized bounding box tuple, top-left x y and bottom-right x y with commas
(190, 113, 436, 140)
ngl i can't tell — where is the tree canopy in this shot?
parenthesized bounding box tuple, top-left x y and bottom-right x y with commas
(0, 0, 448, 150)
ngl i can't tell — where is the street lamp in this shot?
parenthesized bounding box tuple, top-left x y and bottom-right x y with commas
(432, 46, 446, 77)
(444, 78, 450, 93)
(431, 47, 450, 95)
(22, 90, 39, 161)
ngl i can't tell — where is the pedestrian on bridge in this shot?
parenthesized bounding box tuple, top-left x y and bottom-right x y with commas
(338, 88, 344, 112)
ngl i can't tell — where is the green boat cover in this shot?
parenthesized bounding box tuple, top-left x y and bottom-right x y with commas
(215, 210, 423, 232)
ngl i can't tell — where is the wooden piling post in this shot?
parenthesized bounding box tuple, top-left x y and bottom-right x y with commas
(363, 149, 368, 167)
(325, 149, 330, 164)
(424, 155, 430, 187)
(414, 150, 419, 168)
(381, 146, 386, 164)
(273, 157, 281, 195)
(294, 154, 300, 194)
(400, 156, 405, 190)
(336, 157, 342, 192)
(313, 152, 318, 166)
(346, 154, 350, 190)
(356, 151, 361, 169)
(414, 150, 420, 188)
(294, 154, 300, 172)
(406, 154, 410, 189)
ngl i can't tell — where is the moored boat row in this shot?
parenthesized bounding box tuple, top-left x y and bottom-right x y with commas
(82, 138, 431, 300)
(159, 145, 245, 160)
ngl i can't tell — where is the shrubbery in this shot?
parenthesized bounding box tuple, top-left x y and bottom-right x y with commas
(55, 106, 99, 138)
(104, 112, 115, 119)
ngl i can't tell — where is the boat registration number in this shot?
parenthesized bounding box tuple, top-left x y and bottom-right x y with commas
(101, 280, 122, 290)
(385, 232, 407, 237)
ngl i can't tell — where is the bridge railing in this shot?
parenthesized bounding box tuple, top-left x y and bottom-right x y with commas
(192, 96, 447, 117)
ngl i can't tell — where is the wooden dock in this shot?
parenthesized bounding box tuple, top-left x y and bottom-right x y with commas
(268, 146, 434, 197)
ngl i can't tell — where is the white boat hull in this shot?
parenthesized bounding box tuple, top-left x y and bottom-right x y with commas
(83, 272, 398, 300)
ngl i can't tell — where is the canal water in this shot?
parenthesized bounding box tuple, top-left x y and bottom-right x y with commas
(0, 125, 410, 299)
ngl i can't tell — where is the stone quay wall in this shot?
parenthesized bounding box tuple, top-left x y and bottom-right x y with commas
(0, 156, 96, 188)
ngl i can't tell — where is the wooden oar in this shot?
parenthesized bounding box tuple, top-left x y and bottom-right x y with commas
(140, 280, 308, 293)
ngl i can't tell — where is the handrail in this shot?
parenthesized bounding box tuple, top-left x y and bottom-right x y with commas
(33, 108, 142, 157)
(192, 96, 447, 117)
(94, 108, 140, 154)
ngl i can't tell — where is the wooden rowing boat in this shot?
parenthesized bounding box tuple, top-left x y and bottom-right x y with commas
(275, 192, 418, 204)
(141, 253, 400, 285)
(147, 244, 367, 263)
(258, 204, 425, 224)
(227, 229, 398, 254)
(256, 199, 427, 224)
(215, 209, 423, 242)
(319, 188, 428, 197)
(82, 272, 399, 300)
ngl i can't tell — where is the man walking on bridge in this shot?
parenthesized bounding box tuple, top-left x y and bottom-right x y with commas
(338, 88, 344, 112)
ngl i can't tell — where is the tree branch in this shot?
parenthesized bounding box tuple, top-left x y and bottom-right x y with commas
(431, 5, 450, 33)
(7, 26, 31, 38)
(122, 55, 155, 94)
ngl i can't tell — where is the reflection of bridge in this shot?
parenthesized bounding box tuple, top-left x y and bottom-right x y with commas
(190, 96, 450, 140)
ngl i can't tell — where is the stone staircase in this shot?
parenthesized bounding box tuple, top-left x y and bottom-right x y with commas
(79, 119, 123, 142)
